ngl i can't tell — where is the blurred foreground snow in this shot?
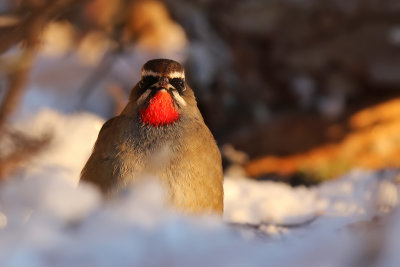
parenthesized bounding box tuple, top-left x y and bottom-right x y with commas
(0, 109, 399, 267)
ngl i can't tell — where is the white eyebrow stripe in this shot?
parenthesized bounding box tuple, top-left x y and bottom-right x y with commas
(167, 71, 185, 79)
(142, 70, 185, 79)
(136, 89, 151, 105)
(172, 91, 186, 106)
(141, 70, 160, 77)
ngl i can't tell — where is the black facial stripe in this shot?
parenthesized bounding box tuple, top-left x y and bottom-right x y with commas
(170, 78, 185, 92)
(139, 75, 159, 93)
(142, 75, 159, 85)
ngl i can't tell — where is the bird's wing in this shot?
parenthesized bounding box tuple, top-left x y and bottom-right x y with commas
(80, 116, 127, 193)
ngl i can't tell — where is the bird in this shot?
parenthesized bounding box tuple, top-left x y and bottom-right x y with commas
(80, 59, 223, 215)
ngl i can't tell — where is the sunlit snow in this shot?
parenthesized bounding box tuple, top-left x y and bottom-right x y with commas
(0, 109, 399, 267)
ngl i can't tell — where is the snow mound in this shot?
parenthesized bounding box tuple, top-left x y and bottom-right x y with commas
(0, 109, 399, 267)
(224, 178, 318, 225)
(10, 109, 104, 185)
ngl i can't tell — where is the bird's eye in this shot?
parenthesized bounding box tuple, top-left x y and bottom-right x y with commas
(170, 78, 185, 92)
(141, 75, 159, 88)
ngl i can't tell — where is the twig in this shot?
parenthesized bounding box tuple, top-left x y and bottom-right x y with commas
(76, 49, 121, 109)
(0, 129, 51, 180)
(76, 0, 130, 109)
(0, 0, 84, 180)
(0, 0, 85, 55)
(0, 0, 88, 129)
(0, 49, 35, 131)
(228, 213, 320, 231)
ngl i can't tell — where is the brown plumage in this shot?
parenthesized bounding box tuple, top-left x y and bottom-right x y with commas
(80, 59, 223, 215)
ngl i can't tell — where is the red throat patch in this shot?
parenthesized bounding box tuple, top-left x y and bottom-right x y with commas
(140, 90, 180, 126)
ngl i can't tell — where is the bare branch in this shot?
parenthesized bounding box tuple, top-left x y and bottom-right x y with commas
(0, 0, 85, 55)
(0, 129, 51, 180)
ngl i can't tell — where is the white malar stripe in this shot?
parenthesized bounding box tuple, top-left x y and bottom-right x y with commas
(172, 91, 187, 106)
(166, 84, 175, 90)
(141, 70, 160, 78)
(167, 71, 185, 79)
(136, 89, 151, 105)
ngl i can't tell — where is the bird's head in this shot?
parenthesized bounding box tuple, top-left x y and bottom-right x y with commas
(131, 59, 195, 127)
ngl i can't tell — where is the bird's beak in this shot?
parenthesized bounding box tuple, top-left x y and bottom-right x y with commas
(151, 77, 171, 90)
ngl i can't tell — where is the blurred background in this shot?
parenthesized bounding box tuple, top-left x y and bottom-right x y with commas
(2, 1, 400, 266)
(1, 0, 400, 185)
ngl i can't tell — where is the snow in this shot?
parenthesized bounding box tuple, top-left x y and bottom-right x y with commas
(224, 178, 319, 225)
(10, 109, 103, 186)
(0, 109, 399, 267)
